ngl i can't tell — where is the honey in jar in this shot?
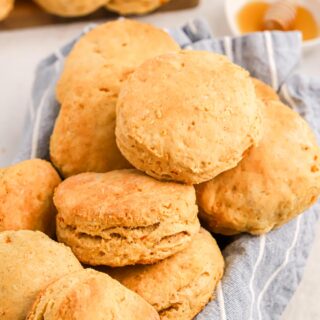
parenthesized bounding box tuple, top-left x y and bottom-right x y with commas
(237, 1, 319, 41)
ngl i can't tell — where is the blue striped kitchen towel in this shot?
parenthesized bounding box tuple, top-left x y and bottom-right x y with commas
(15, 19, 320, 320)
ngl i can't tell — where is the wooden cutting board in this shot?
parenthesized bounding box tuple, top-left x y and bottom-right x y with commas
(0, 0, 200, 30)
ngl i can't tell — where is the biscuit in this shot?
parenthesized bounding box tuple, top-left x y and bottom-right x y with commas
(0, 230, 82, 320)
(0, 159, 61, 236)
(51, 20, 180, 178)
(252, 77, 280, 102)
(116, 51, 262, 184)
(105, 0, 170, 15)
(196, 100, 320, 235)
(107, 228, 224, 320)
(27, 269, 159, 320)
(56, 20, 179, 103)
(33, 0, 107, 17)
(55, 169, 200, 266)
(0, 0, 14, 20)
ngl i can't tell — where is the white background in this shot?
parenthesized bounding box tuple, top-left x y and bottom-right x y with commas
(0, 0, 319, 318)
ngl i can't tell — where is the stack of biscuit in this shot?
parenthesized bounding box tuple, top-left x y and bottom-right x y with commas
(0, 0, 172, 22)
(0, 19, 320, 320)
(33, 0, 171, 17)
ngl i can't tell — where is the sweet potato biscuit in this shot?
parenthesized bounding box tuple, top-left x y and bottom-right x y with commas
(196, 100, 320, 235)
(0, 230, 82, 320)
(51, 20, 179, 178)
(34, 0, 107, 17)
(252, 77, 280, 102)
(55, 20, 179, 105)
(116, 51, 262, 184)
(105, 0, 170, 15)
(55, 169, 200, 266)
(0, 0, 13, 20)
(107, 228, 224, 320)
(27, 269, 159, 320)
(0, 159, 61, 236)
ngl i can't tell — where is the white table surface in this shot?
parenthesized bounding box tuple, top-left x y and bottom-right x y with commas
(0, 0, 319, 318)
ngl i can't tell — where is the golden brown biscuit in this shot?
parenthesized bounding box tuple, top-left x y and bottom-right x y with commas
(0, 0, 13, 20)
(27, 269, 159, 320)
(33, 0, 107, 17)
(252, 77, 280, 102)
(0, 159, 61, 236)
(105, 0, 170, 15)
(56, 20, 179, 104)
(106, 228, 224, 320)
(50, 85, 132, 178)
(116, 50, 262, 184)
(196, 100, 320, 235)
(0, 230, 82, 320)
(51, 20, 180, 178)
(55, 169, 200, 266)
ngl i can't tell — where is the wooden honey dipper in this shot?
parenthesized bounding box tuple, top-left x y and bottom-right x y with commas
(263, 0, 298, 31)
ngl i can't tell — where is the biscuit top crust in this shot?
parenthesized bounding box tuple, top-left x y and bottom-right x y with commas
(34, 0, 107, 17)
(27, 269, 159, 320)
(108, 228, 224, 312)
(0, 230, 82, 320)
(0, 159, 61, 234)
(116, 50, 262, 184)
(197, 100, 320, 234)
(35, 0, 108, 17)
(0, 230, 81, 267)
(56, 19, 180, 103)
(54, 169, 197, 228)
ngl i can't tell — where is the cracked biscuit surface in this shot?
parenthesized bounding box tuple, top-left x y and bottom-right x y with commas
(51, 20, 180, 178)
(116, 50, 262, 184)
(55, 169, 200, 266)
(27, 269, 159, 320)
(0, 230, 82, 320)
(0, 159, 61, 236)
(106, 228, 224, 320)
(196, 100, 320, 235)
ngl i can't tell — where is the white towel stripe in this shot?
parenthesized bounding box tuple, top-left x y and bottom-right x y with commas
(282, 81, 319, 138)
(29, 47, 64, 156)
(187, 21, 198, 36)
(53, 50, 65, 76)
(30, 42, 65, 159)
(281, 84, 299, 112)
(223, 37, 234, 62)
(221, 31, 276, 320)
(255, 68, 303, 319)
(246, 30, 281, 320)
(248, 235, 266, 320)
(257, 216, 302, 320)
(30, 56, 61, 158)
(264, 32, 278, 90)
(30, 87, 50, 158)
(54, 49, 64, 61)
(27, 96, 35, 122)
(217, 282, 227, 320)
(54, 50, 64, 76)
